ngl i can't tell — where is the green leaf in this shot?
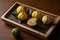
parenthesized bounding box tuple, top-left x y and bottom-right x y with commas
(18, 20, 22, 24)
(12, 14, 18, 19)
(27, 8, 33, 17)
(36, 19, 42, 25)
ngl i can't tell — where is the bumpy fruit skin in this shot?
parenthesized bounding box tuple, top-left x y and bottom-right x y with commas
(11, 28, 20, 38)
(42, 15, 52, 24)
(18, 12, 28, 20)
(27, 18, 37, 26)
(32, 11, 42, 19)
(16, 6, 25, 14)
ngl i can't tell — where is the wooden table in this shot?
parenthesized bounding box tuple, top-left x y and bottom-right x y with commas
(0, 0, 60, 40)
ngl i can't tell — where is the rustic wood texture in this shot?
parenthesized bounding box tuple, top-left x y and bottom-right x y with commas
(0, 0, 60, 40)
(1, 2, 60, 40)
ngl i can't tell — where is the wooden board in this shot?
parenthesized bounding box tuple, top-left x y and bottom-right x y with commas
(0, 2, 60, 40)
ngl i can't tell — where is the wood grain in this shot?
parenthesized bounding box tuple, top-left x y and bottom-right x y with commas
(0, 0, 60, 40)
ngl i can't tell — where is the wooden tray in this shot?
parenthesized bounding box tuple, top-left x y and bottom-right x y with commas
(0, 2, 60, 40)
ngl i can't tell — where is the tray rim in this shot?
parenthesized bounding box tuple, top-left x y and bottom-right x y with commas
(0, 2, 60, 40)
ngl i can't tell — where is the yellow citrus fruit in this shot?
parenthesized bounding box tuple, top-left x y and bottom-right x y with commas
(27, 18, 37, 26)
(42, 15, 52, 24)
(18, 12, 28, 20)
(32, 11, 42, 19)
(16, 6, 25, 14)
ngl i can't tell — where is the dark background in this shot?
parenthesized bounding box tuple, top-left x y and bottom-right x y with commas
(0, 0, 60, 40)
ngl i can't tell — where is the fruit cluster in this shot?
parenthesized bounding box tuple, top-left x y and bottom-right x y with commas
(15, 5, 53, 26)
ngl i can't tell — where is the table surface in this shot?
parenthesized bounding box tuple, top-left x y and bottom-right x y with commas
(0, 0, 60, 40)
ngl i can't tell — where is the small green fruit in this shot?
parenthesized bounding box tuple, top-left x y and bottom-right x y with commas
(11, 28, 20, 38)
